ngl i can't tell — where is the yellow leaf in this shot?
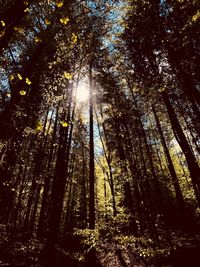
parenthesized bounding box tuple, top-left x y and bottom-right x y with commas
(60, 121, 68, 127)
(9, 74, 15, 81)
(14, 27, 24, 34)
(64, 72, 72, 79)
(36, 121, 43, 131)
(56, 1, 63, 8)
(25, 78, 31, 85)
(0, 30, 5, 38)
(36, 125, 42, 131)
(17, 73, 23, 80)
(192, 10, 200, 22)
(60, 17, 70, 25)
(71, 33, 77, 44)
(1, 20, 5, 27)
(45, 18, 51, 25)
(24, 8, 29, 12)
(159, 87, 165, 92)
(35, 37, 42, 43)
(24, 1, 29, 5)
(19, 90, 26, 95)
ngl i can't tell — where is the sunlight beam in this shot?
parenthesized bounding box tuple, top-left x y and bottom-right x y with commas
(75, 82, 89, 102)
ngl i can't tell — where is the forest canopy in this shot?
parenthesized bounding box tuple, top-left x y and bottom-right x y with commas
(0, 0, 200, 266)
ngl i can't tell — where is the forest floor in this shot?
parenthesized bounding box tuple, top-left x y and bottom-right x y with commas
(1, 222, 200, 267)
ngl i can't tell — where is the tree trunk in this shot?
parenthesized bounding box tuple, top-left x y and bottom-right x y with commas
(152, 106, 185, 210)
(162, 90, 200, 206)
(97, 108, 117, 216)
(45, 87, 73, 263)
(89, 64, 95, 229)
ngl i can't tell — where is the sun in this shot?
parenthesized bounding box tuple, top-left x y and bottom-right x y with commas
(75, 82, 89, 102)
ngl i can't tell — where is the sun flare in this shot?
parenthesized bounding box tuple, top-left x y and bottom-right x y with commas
(75, 82, 89, 102)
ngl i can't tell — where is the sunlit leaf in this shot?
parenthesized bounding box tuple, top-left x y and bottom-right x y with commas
(17, 73, 23, 80)
(14, 27, 25, 34)
(35, 37, 42, 43)
(1, 20, 5, 27)
(45, 18, 51, 25)
(56, 1, 63, 8)
(9, 74, 15, 81)
(19, 90, 26, 95)
(60, 121, 68, 127)
(192, 10, 200, 22)
(64, 72, 72, 79)
(25, 78, 31, 85)
(36, 121, 43, 131)
(24, 8, 29, 12)
(159, 87, 165, 92)
(60, 17, 69, 25)
(0, 30, 5, 37)
(71, 33, 77, 44)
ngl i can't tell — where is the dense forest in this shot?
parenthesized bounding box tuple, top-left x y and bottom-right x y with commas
(0, 0, 200, 266)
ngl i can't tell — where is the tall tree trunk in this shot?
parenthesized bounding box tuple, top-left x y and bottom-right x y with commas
(80, 142, 87, 228)
(96, 108, 117, 216)
(152, 106, 185, 210)
(89, 64, 95, 229)
(124, 181, 139, 235)
(162, 90, 200, 206)
(45, 86, 73, 263)
(38, 107, 59, 236)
